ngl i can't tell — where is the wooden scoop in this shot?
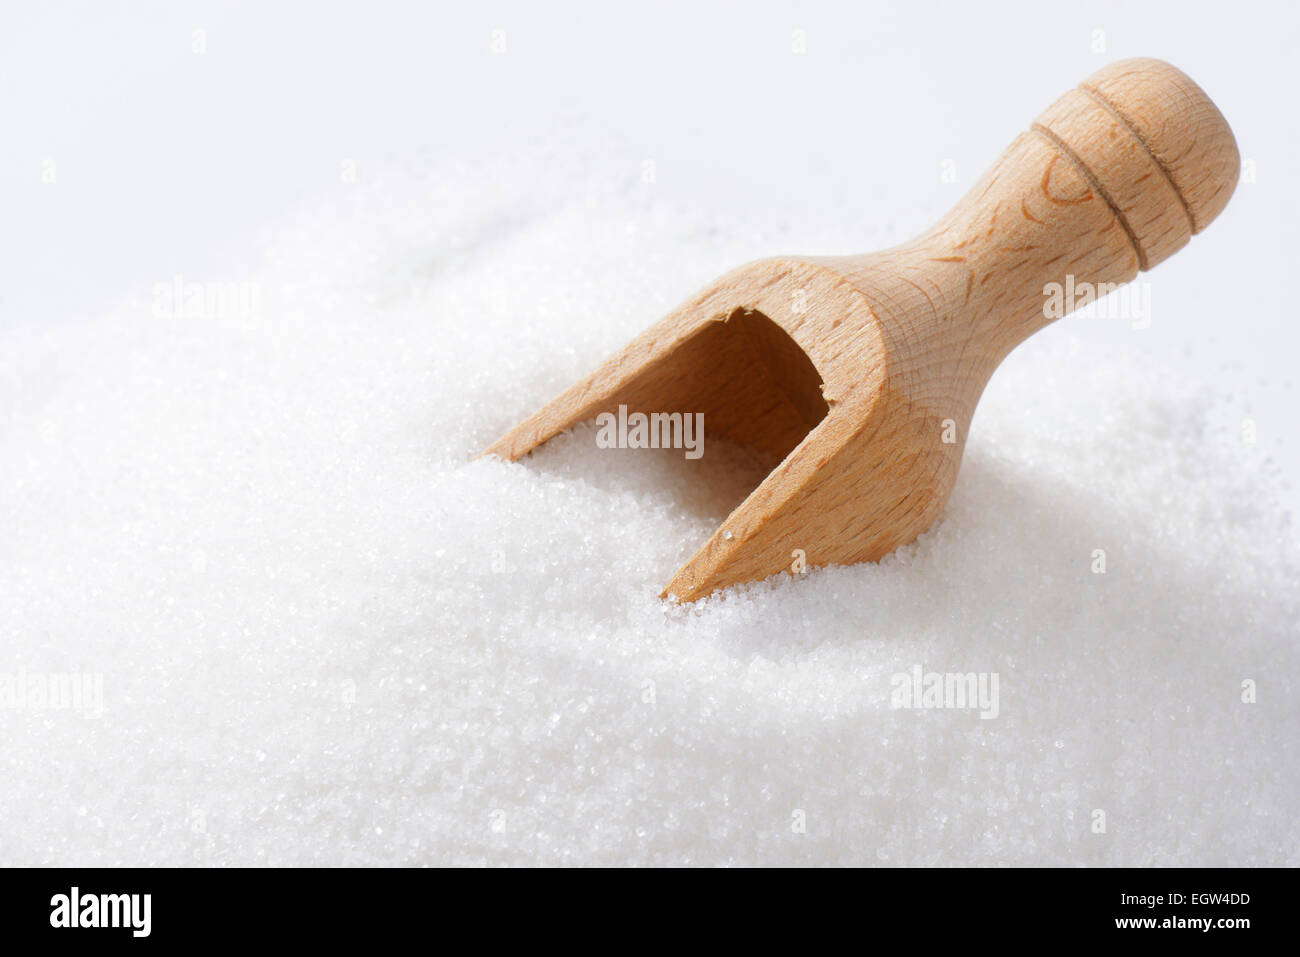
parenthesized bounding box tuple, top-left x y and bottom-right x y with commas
(484, 58, 1239, 601)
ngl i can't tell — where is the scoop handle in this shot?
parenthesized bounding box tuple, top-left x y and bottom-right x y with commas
(836, 59, 1239, 366)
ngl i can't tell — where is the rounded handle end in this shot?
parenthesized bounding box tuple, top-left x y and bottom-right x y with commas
(1083, 58, 1239, 234)
(1035, 58, 1239, 269)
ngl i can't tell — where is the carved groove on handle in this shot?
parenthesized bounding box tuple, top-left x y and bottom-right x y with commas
(1077, 82, 1198, 235)
(1029, 120, 1148, 270)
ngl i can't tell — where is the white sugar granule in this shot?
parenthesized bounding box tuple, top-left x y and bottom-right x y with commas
(1, 159, 1296, 866)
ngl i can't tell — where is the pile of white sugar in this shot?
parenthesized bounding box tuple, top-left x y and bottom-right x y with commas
(2, 158, 1296, 866)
